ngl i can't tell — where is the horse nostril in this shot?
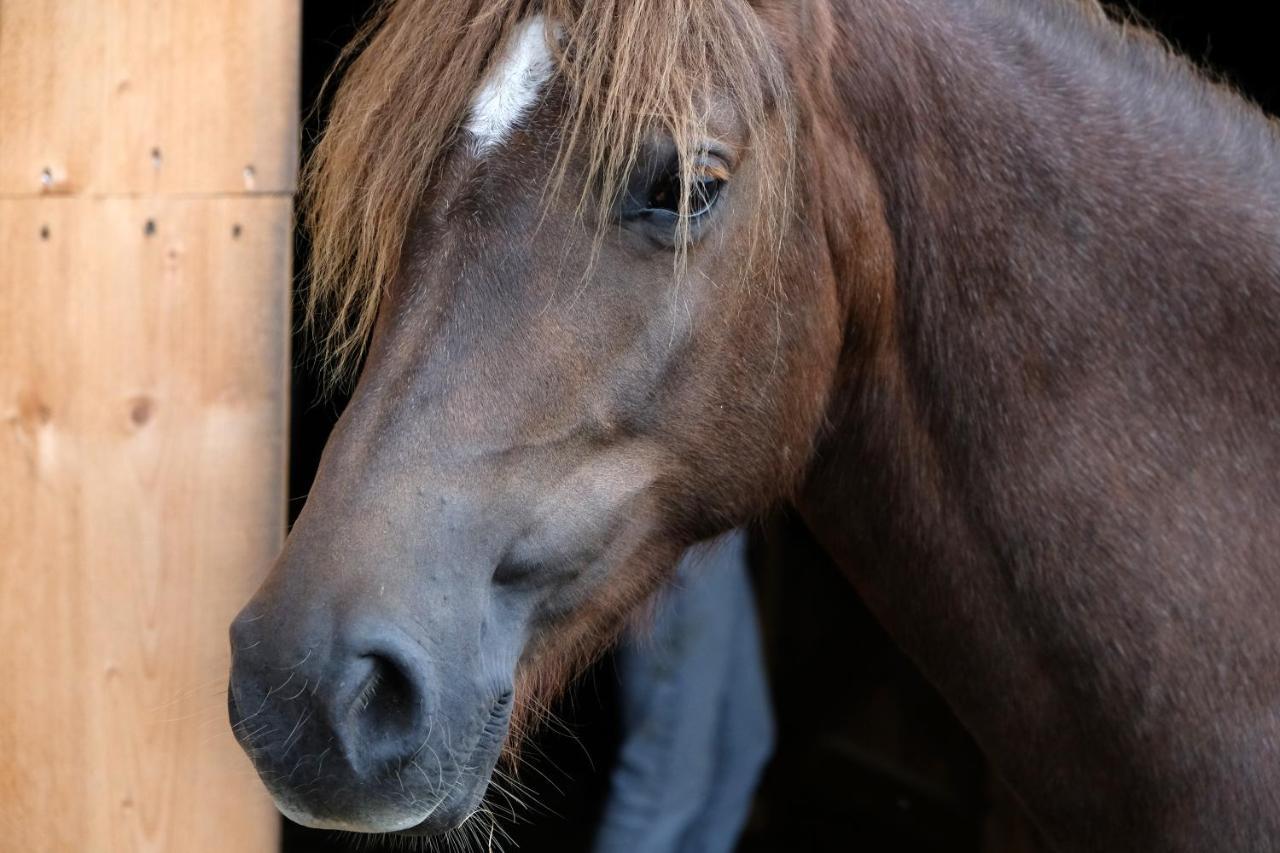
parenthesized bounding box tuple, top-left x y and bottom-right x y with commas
(346, 651, 423, 756)
(227, 625, 436, 791)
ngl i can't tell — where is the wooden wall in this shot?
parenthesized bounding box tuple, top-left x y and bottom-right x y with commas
(0, 3, 298, 850)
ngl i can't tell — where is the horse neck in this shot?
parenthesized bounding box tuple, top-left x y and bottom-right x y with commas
(796, 2, 1280, 843)
(800, 0, 1280, 559)
(821, 0, 1280, 341)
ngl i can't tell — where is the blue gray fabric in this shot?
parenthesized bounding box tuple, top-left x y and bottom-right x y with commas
(592, 530, 774, 853)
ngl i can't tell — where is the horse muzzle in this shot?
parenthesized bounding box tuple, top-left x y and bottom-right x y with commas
(227, 609, 512, 834)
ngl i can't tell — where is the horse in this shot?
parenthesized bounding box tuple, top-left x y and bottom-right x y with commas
(227, 0, 1280, 849)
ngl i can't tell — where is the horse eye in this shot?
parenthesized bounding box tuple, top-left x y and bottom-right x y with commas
(690, 177, 724, 216)
(645, 173, 724, 218)
(646, 174, 680, 213)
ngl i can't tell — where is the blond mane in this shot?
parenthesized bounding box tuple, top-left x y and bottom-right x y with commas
(302, 0, 792, 383)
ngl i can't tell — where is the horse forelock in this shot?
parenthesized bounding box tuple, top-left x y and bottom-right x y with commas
(302, 0, 794, 386)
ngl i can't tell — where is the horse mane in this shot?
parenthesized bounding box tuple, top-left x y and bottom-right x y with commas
(303, 0, 792, 383)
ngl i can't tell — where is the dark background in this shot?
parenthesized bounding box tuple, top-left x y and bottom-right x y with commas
(284, 4, 1274, 851)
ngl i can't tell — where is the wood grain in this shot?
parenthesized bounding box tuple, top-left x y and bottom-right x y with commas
(0, 1, 296, 849)
(0, 196, 288, 851)
(0, 1, 300, 196)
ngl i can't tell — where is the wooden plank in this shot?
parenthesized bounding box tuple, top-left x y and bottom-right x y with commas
(0, 195, 288, 851)
(0, 1, 300, 196)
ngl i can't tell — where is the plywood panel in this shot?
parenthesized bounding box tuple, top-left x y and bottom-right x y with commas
(0, 196, 288, 851)
(0, 0, 300, 196)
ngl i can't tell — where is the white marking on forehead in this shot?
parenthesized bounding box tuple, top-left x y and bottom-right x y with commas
(466, 15, 553, 154)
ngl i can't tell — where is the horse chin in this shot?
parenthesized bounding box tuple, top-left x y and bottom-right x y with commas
(395, 777, 494, 837)
(394, 703, 511, 837)
(388, 760, 503, 838)
(270, 759, 497, 838)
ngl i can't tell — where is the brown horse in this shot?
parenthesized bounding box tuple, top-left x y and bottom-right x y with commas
(228, 0, 1280, 849)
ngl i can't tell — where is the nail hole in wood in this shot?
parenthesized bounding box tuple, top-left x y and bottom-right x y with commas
(129, 396, 153, 426)
(150, 147, 163, 169)
(231, 223, 243, 239)
(39, 225, 50, 241)
(242, 164, 256, 188)
(17, 391, 52, 426)
(40, 168, 53, 188)
(144, 218, 157, 237)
